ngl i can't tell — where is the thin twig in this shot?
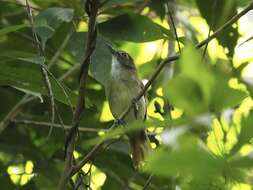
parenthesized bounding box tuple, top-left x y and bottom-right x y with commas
(143, 174, 153, 190)
(71, 1, 253, 176)
(196, 1, 253, 48)
(12, 119, 107, 133)
(25, 0, 55, 138)
(166, 1, 181, 53)
(202, 0, 217, 59)
(72, 141, 104, 175)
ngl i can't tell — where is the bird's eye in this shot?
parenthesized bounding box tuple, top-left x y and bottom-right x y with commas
(121, 52, 128, 58)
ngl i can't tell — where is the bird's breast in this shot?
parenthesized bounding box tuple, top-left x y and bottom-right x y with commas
(108, 77, 146, 121)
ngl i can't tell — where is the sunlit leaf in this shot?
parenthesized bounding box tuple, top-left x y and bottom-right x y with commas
(231, 111, 253, 154)
(164, 45, 246, 115)
(145, 136, 223, 180)
(196, 0, 239, 57)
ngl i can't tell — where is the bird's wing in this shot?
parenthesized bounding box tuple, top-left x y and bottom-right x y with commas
(139, 80, 148, 121)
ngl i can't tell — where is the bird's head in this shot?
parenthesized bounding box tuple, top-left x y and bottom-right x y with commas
(107, 44, 136, 71)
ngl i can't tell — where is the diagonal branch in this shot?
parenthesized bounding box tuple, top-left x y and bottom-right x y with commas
(71, 0, 253, 175)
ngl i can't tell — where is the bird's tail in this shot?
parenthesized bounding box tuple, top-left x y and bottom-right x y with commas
(129, 130, 151, 168)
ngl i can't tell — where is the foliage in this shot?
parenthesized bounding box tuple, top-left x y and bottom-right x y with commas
(0, 0, 253, 190)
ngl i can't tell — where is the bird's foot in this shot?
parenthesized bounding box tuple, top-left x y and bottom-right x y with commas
(114, 118, 125, 126)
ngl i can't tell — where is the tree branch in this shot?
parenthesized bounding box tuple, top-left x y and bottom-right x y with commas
(12, 119, 107, 133)
(71, 0, 253, 176)
(57, 0, 99, 189)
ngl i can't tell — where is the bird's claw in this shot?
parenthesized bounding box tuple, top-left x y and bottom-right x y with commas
(114, 118, 125, 126)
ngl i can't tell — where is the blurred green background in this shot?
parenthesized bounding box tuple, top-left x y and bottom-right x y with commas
(0, 0, 253, 189)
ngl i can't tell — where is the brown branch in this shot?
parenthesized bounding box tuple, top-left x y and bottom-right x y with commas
(71, 0, 253, 175)
(57, 0, 99, 189)
(12, 119, 107, 133)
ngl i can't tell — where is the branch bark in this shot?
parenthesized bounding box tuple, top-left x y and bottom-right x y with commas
(57, 0, 99, 189)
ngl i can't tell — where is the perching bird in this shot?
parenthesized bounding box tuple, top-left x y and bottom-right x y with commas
(106, 44, 151, 168)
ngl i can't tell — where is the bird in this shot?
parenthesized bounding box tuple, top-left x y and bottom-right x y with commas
(106, 44, 151, 168)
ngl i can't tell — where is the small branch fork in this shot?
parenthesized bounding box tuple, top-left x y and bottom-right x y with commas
(65, 0, 253, 184)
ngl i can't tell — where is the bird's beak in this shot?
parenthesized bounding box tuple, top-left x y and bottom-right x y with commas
(106, 44, 117, 55)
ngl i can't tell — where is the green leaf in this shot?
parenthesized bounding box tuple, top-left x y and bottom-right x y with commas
(35, 7, 74, 28)
(179, 44, 215, 103)
(69, 32, 112, 87)
(148, 0, 167, 20)
(145, 136, 223, 180)
(34, 20, 55, 50)
(164, 45, 246, 115)
(196, 0, 239, 57)
(231, 111, 253, 153)
(0, 61, 78, 107)
(18, 56, 46, 65)
(0, 24, 28, 36)
(35, 7, 74, 49)
(98, 13, 173, 42)
(0, 50, 35, 60)
(165, 75, 207, 115)
(230, 152, 253, 169)
(209, 75, 247, 111)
